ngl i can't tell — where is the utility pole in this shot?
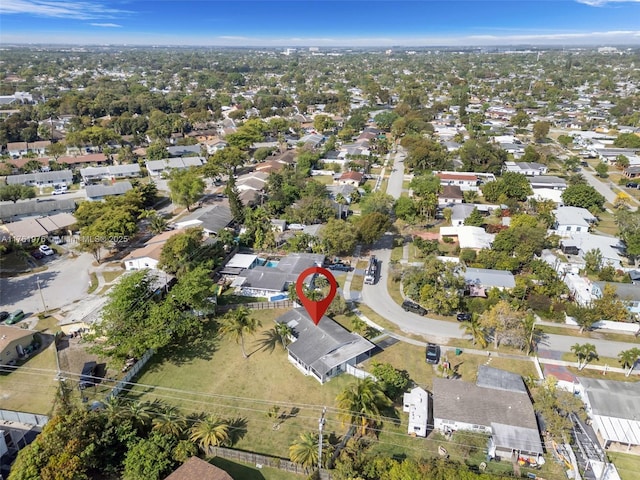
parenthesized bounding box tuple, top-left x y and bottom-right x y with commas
(36, 275, 47, 315)
(318, 406, 326, 473)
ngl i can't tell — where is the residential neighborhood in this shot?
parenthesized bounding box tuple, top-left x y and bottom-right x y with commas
(1, 40, 640, 480)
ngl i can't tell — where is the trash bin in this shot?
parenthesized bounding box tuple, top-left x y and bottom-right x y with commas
(455, 348, 462, 356)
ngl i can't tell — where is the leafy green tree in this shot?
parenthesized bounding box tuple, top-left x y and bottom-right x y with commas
(0, 184, 36, 203)
(167, 168, 205, 212)
(460, 317, 488, 348)
(557, 134, 573, 148)
(158, 227, 204, 275)
(336, 377, 392, 435)
(123, 432, 176, 480)
(357, 212, 392, 244)
(463, 207, 484, 227)
(595, 162, 609, 178)
(532, 121, 550, 142)
(409, 173, 441, 197)
(321, 219, 358, 256)
(360, 190, 394, 216)
(615, 209, 640, 263)
(219, 307, 262, 358)
(571, 343, 598, 370)
(169, 265, 215, 311)
(618, 348, 640, 377)
(225, 175, 245, 224)
(584, 248, 603, 274)
(511, 110, 530, 128)
(370, 363, 411, 401)
(481, 172, 532, 202)
(592, 283, 630, 322)
(394, 196, 417, 222)
(562, 184, 605, 211)
(615, 154, 630, 169)
(46, 141, 67, 160)
(146, 141, 168, 160)
(478, 300, 528, 350)
(614, 133, 640, 149)
(374, 111, 399, 131)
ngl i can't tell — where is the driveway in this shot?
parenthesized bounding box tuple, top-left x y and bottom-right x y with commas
(0, 251, 94, 324)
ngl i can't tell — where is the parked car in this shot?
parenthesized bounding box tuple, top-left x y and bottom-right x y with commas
(328, 263, 352, 272)
(6, 309, 25, 325)
(626, 182, 639, 189)
(426, 343, 441, 364)
(456, 312, 472, 322)
(402, 299, 427, 316)
(0, 311, 9, 322)
(79, 361, 98, 389)
(52, 189, 66, 195)
(39, 245, 54, 256)
(31, 250, 45, 259)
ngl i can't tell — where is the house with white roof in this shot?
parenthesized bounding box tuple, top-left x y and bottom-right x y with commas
(436, 172, 479, 191)
(553, 206, 597, 236)
(403, 387, 429, 437)
(464, 267, 515, 295)
(123, 230, 181, 271)
(561, 233, 625, 269)
(439, 226, 494, 250)
(145, 157, 205, 177)
(80, 164, 141, 183)
(504, 162, 547, 176)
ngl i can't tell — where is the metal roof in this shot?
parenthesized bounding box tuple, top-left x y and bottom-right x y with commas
(85, 181, 132, 199)
(477, 365, 527, 393)
(464, 267, 515, 289)
(491, 422, 543, 455)
(579, 378, 640, 420)
(0, 198, 76, 219)
(6, 170, 73, 185)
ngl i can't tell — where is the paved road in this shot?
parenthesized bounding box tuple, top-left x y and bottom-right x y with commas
(358, 148, 640, 357)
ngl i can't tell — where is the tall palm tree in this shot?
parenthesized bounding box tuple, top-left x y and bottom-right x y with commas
(460, 318, 487, 349)
(289, 431, 321, 470)
(618, 348, 640, 377)
(190, 415, 230, 453)
(275, 323, 293, 349)
(152, 405, 187, 438)
(219, 307, 262, 358)
(336, 377, 392, 435)
(571, 343, 598, 370)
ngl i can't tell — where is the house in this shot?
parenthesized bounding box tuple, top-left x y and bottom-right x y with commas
(164, 456, 233, 480)
(204, 139, 228, 155)
(403, 386, 429, 437)
(124, 230, 181, 271)
(576, 378, 640, 450)
(80, 164, 141, 183)
(563, 232, 625, 269)
(337, 171, 364, 186)
(219, 253, 260, 276)
(298, 133, 325, 149)
(28, 141, 51, 156)
(85, 181, 133, 201)
(327, 184, 356, 204)
(0, 325, 37, 366)
(6, 170, 73, 188)
(591, 282, 640, 317)
(1, 212, 77, 241)
(438, 185, 464, 206)
(464, 267, 515, 295)
(166, 144, 202, 157)
(503, 162, 548, 176)
(529, 188, 564, 206)
(232, 253, 325, 299)
(436, 172, 479, 191)
(173, 203, 233, 236)
(553, 206, 597, 236)
(145, 157, 205, 177)
(0, 198, 76, 222)
(6, 142, 28, 157)
(594, 148, 638, 164)
(439, 226, 495, 250)
(275, 308, 375, 384)
(527, 175, 566, 190)
(57, 153, 108, 167)
(433, 367, 543, 460)
(448, 204, 475, 226)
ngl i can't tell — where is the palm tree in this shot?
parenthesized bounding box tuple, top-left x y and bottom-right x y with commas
(336, 377, 392, 435)
(571, 343, 598, 370)
(256, 323, 293, 352)
(275, 323, 293, 349)
(460, 317, 488, 348)
(219, 306, 262, 358)
(618, 348, 640, 377)
(442, 207, 452, 225)
(152, 405, 187, 438)
(190, 415, 230, 453)
(289, 431, 328, 470)
(126, 400, 156, 433)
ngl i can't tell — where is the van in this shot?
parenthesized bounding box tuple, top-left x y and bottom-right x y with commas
(5, 309, 25, 325)
(79, 361, 97, 389)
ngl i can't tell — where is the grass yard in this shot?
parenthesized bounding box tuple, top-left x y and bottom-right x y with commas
(127, 310, 355, 458)
(102, 270, 123, 283)
(390, 245, 403, 262)
(87, 272, 99, 293)
(210, 457, 304, 480)
(0, 343, 59, 415)
(607, 452, 640, 480)
(350, 273, 364, 292)
(593, 210, 621, 237)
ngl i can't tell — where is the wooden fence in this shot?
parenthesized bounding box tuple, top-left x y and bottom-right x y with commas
(207, 445, 331, 479)
(105, 348, 154, 401)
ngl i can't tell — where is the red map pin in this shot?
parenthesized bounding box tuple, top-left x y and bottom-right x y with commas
(295, 266, 337, 326)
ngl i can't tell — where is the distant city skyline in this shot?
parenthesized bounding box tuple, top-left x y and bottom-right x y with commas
(1, 0, 640, 47)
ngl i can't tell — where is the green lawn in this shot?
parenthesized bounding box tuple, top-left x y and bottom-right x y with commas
(0, 343, 59, 415)
(87, 272, 99, 293)
(350, 273, 364, 292)
(102, 270, 123, 283)
(127, 310, 355, 458)
(607, 451, 640, 480)
(210, 457, 304, 480)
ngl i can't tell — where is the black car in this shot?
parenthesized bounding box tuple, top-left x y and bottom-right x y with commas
(627, 182, 639, 189)
(426, 343, 441, 364)
(402, 299, 427, 316)
(456, 312, 472, 322)
(328, 263, 352, 272)
(31, 250, 45, 259)
(0, 311, 9, 322)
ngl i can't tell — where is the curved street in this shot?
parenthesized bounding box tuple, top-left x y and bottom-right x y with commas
(359, 148, 640, 360)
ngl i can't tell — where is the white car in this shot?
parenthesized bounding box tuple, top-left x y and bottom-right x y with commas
(39, 245, 54, 256)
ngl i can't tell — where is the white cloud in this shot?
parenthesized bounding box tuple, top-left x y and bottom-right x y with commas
(576, 0, 640, 6)
(0, 0, 130, 20)
(90, 23, 122, 28)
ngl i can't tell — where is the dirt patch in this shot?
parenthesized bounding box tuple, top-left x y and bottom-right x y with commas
(56, 335, 113, 388)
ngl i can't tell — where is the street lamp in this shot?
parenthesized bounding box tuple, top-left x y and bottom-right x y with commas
(36, 275, 47, 315)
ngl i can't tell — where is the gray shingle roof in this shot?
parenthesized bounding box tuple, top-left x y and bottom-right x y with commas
(197, 204, 233, 234)
(0, 198, 76, 220)
(278, 308, 374, 378)
(433, 377, 539, 431)
(464, 267, 515, 289)
(85, 181, 132, 199)
(579, 377, 640, 419)
(476, 365, 527, 393)
(6, 170, 73, 185)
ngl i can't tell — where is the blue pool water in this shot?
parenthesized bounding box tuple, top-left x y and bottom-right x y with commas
(265, 260, 279, 268)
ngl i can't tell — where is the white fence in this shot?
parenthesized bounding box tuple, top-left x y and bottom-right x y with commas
(565, 316, 640, 334)
(105, 349, 154, 401)
(346, 364, 376, 380)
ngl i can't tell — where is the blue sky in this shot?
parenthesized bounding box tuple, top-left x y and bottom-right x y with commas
(1, 0, 640, 46)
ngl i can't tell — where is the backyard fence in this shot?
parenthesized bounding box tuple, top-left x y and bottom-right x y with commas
(216, 300, 294, 313)
(105, 348, 154, 402)
(346, 363, 376, 380)
(207, 445, 331, 478)
(0, 409, 49, 427)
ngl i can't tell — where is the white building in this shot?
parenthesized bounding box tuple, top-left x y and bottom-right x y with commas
(403, 387, 429, 437)
(553, 206, 597, 236)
